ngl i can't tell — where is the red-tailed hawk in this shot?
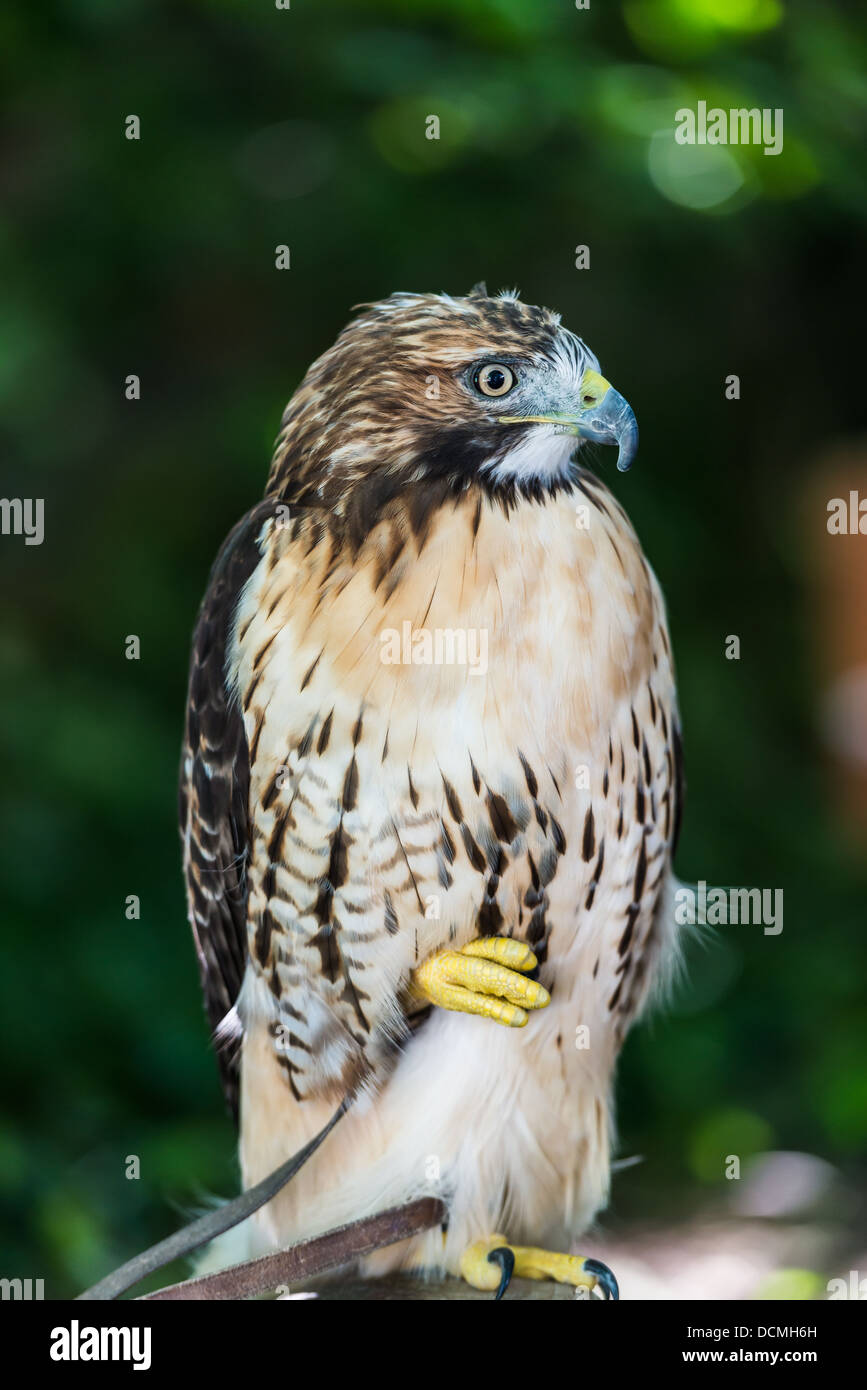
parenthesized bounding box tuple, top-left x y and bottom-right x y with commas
(180, 286, 684, 1298)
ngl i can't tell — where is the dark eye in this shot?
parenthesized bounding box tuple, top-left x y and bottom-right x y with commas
(473, 363, 516, 397)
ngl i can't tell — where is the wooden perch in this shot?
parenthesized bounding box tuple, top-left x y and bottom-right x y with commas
(138, 1198, 448, 1301)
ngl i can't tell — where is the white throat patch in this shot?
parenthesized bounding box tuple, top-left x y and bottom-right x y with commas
(483, 425, 578, 486)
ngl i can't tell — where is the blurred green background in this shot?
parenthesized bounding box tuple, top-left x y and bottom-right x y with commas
(1, 0, 866, 1298)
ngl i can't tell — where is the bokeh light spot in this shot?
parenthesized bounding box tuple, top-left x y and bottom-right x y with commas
(648, 128, 751, 210)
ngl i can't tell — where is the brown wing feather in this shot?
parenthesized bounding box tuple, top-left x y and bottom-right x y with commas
(179, 501, 274, 1119)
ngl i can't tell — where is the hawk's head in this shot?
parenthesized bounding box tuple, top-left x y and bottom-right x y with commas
(267, 286, 637, 540)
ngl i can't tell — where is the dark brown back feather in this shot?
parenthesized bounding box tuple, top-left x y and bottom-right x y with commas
(179, 501, 274, 1120)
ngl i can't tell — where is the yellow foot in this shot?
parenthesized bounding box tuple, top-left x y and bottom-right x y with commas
(460, 1234, 619, 1300)
(411, 936, 550, 1027)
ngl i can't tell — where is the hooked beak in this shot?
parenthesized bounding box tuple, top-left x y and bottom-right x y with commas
(497, 368, 639, 473)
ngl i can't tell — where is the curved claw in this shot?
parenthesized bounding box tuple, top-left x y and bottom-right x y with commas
(487, 1246, 515, 1301)
(583, 1257, 619, 1301)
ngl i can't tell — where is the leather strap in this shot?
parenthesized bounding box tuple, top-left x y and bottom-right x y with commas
(77, 1098, 351, 1300)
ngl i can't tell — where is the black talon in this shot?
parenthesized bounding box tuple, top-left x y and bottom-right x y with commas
(583, 1257, 619, 1301)
(487, 1246, 515, 1301)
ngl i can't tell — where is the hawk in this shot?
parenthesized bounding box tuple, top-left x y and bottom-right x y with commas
(180, 285, 684, 1297)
